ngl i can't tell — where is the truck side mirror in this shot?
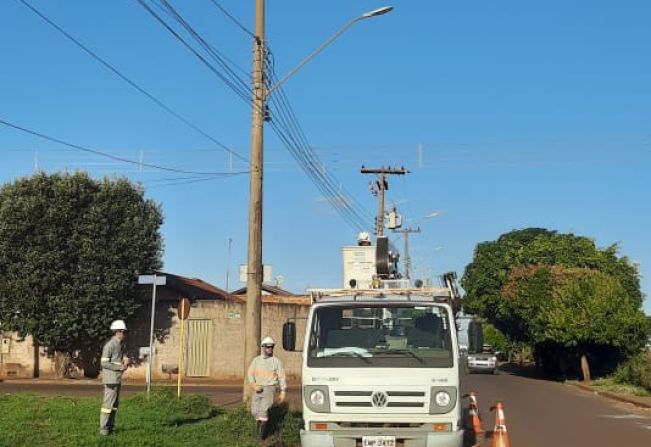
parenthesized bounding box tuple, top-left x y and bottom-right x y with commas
(283, 321, 296, 352)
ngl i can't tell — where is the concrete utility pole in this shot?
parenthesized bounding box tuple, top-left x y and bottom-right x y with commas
(361, 166, 408, 236)
(242, 3, 394, 402)
(394, 227, 420, 280)
(244, 0, 266, 401)
(226, 237, 232, 292)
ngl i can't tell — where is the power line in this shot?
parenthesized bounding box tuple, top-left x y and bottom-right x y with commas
(266, 91, 372, 228)
(268, 120, 366, 231)
(0, 118, 248, 176)
(266, 83, 369, 229)
(151, 0, 250, 79)
(269, 108, 370, 229)
(145, 175, 233, 188)
(139, 174, 220, 183)
(264, 49, 374, 231)
(137, 0, 270, 124)
(207, 0, 255, 38)
(262, 74, 359, 228)
(156, 0, 251, 86)
(135, 0, 252, 107)
(268, 108, 372, 230)
(16, 0, 248, 163)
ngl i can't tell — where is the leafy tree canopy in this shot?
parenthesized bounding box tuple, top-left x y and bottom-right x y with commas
(461, 228, 642, 333)
(502, 266, 647, 353)
(482, 322, 509, 354)
(0, 172, 163, 365)
(461, 228, 646, 379)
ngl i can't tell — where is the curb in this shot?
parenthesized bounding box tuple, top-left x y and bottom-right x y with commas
(569, 382, 651, 409)
(0, 378, 301, 389)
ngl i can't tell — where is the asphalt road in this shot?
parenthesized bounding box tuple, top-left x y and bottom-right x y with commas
(462, 369, 651, 447)
(3, 369, 651, 446)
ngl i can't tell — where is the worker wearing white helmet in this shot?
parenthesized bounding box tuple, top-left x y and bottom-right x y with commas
(247, 335, 287, 439)
(99, 320, 129, 436)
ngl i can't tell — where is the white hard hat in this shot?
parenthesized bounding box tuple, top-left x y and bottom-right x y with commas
(110, 320, 127, 331)
(261, 336, 275, 346)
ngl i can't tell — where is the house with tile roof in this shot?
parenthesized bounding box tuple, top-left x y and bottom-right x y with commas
(0, 272, 308, 381)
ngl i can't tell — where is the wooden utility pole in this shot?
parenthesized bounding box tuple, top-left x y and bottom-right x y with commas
(226, 237, 232, 292)
(361, 166, 408, 236)
(394, 227, 420, 280)
(244, 0, 265, 401)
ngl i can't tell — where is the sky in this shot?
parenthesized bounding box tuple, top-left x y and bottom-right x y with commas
(1, 1, 649, 314)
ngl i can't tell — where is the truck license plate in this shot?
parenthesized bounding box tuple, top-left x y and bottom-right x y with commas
(362, 436, 396, 447)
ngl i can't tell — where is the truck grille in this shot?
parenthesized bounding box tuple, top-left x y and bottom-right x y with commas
(333, 390, 426, 410)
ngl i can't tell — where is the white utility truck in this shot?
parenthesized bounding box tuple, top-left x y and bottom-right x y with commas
(282, 235, 464, 447)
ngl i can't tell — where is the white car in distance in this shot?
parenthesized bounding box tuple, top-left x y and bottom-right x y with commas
(467, 345, 497, 374)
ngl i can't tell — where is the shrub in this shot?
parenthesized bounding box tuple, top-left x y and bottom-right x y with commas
(613, 353, 651, 391)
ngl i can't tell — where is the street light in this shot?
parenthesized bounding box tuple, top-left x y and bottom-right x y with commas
(244, 2, 393, 400)
(267, 6, 394, 95)
(423, 211, 444, 220)
(362, 6, 394, 18)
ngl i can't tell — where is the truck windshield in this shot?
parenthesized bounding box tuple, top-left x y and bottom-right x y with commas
(307, 304, 453, 368)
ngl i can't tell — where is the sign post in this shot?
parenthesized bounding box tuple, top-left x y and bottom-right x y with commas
(177, 297, 190, 398)
(138, 274, 167, 396)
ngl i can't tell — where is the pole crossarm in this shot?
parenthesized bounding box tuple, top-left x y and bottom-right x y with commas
(361, 166, 409, 236)
(360, 166, 409, 175)
(394, 227, 421, 235)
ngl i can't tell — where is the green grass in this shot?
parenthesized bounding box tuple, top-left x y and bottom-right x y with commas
(0, 387, 301, 447)
(591, 377, 651, 397)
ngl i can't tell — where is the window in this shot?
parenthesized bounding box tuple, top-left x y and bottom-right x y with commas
(307, 304, 453, 368)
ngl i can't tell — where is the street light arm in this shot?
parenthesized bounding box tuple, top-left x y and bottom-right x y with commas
(267, 6, 393, 95)
(267, 18, 358, 96)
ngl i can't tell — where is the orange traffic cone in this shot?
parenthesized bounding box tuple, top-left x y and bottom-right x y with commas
(464, 391, 485, 435)
(490, 402, 512, 447)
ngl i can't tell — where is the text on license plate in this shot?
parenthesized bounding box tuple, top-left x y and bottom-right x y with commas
(362, 436, 396, 447)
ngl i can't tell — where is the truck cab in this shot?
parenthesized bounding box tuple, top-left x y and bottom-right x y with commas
(283, 286, 464, 447)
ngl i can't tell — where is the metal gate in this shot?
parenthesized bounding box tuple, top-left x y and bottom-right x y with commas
(186, 319, 212, 377)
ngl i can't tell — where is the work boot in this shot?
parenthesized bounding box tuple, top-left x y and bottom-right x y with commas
(257, 421, 267, 439)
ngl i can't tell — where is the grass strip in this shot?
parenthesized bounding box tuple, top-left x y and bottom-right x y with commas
(0, 387, 301, 447)
(591, 378, 651, 397)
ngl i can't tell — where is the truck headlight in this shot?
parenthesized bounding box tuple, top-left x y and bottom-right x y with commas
(310, 389, 325, 406)
(429, 386, 456, 414)
(435, 391, 451, 407)
(304, 385, 330, 413)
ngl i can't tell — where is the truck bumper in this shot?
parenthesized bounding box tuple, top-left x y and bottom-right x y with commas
(300, 429, 464, 447)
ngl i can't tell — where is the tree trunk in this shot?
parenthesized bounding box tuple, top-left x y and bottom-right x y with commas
(54, 351, 73, 379)
(580, 353, 591, 382)
(558, 351, 568, 379)
(79, 346, 101, 378)
(32, 338, 40, 378)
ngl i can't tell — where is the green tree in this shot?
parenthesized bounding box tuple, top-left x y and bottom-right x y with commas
(0, 172, 163, 377)
(461, 228, 646, 378)
(462, 229, 642, 333)
(502, 266, 647, 379)
(461, 228, 555, 336)
(482, 323, 508, 355)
